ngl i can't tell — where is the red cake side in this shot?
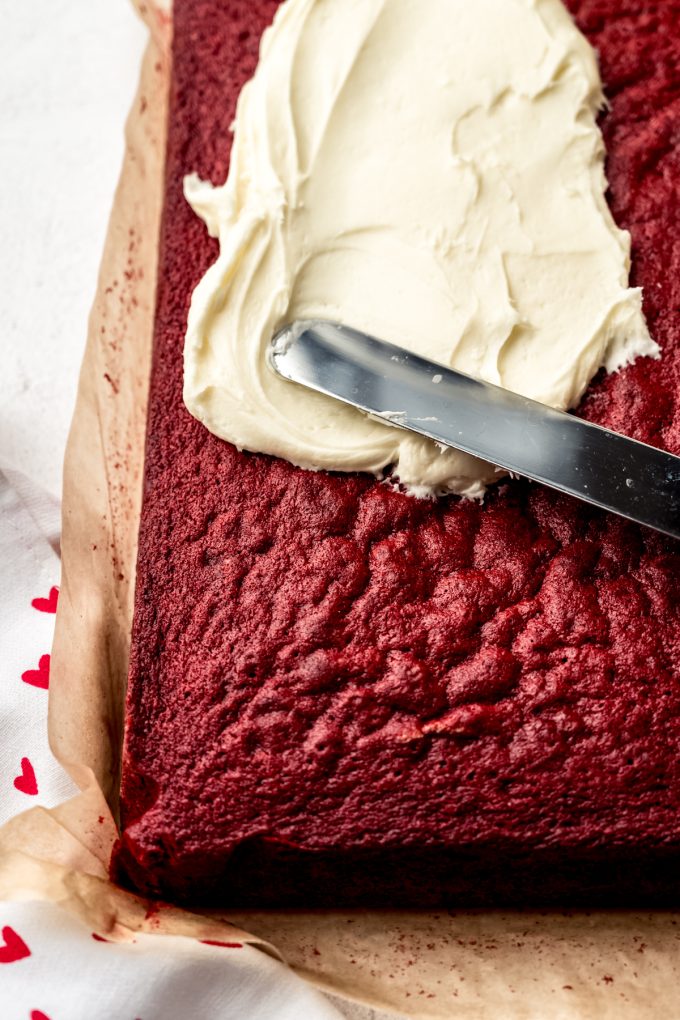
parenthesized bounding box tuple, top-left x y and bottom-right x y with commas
(114, 0, 680, 907)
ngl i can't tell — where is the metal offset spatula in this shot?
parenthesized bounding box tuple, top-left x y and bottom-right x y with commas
(271, 320, 680, 540)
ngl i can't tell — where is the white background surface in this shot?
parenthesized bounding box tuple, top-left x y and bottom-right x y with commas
(0, 1, 389, 1016)
(1, 0, 146, 498)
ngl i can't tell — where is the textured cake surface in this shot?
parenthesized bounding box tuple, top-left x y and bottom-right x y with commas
(115, 0, 680, 907)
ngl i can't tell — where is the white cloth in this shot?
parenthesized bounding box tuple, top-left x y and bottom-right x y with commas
(0, 471, 77, 821)
(0, 898, 342, 1020)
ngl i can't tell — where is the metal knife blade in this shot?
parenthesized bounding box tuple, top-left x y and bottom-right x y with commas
(270, 319, 680, 540)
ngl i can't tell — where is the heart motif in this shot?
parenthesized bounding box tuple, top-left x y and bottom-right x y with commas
(31, 1012, 51, 1020)
(31, 586, 59, 614)
(21, 654, 50, 690)
(0, 926, 31, 963)
(13, 758, 38, 797)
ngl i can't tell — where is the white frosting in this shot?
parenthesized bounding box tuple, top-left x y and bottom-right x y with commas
(183, 0, 657, 498)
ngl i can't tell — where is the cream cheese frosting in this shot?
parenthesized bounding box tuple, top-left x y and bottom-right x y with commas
(183, 0, 657, 498)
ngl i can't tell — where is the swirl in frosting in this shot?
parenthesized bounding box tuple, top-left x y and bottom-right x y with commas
(183, 0, 656, 497)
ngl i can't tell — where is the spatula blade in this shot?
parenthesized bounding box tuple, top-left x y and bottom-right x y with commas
(271, 320, 680, 540)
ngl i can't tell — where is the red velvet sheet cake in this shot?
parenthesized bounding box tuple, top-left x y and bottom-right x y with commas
(114, 0, 680, 906)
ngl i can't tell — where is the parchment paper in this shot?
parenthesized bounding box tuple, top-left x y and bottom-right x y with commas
(2, 2, 679, 1016)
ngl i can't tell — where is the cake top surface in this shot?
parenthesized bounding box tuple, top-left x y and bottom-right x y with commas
(119, 0, 680, 896)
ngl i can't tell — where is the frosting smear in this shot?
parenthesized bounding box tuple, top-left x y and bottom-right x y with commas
(183, 0, 657, 498)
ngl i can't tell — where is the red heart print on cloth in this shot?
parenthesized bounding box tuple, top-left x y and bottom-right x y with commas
(13, 758, 38, 796)
(0, 926, 31, 964)
(21, 654, 50, 690)
(30, 1012, 51, 1020)
(31, 586, 59, 613)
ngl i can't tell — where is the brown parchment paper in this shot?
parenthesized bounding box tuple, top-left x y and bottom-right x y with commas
(2, 1, 680, 1017)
